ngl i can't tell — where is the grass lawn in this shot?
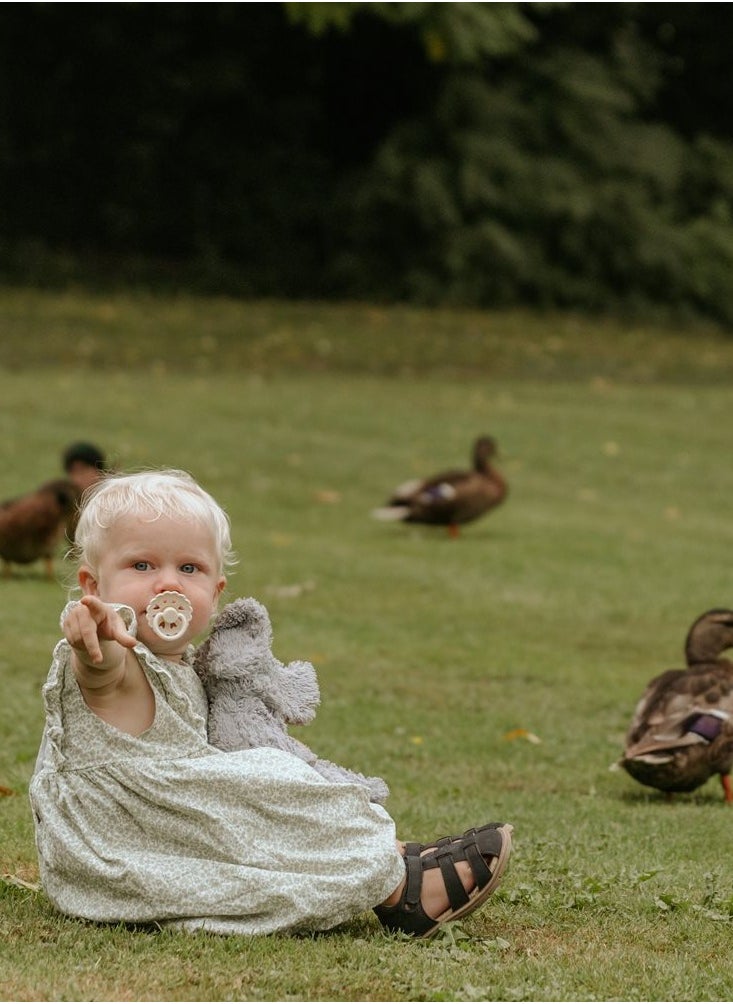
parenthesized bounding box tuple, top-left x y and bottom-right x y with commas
(2, 288, 733, 1001)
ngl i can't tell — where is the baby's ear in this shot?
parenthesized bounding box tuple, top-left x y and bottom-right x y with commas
(78, 566, 99, 595)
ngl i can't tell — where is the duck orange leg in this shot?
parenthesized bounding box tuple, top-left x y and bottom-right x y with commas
(447, 524, 460, 539)
(721, 773, 732, 803)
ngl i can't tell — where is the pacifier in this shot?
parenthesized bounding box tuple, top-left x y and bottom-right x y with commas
(145, 591, 193, 641)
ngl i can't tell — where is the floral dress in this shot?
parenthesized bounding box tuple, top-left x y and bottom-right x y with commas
(29, 607, 404, 936)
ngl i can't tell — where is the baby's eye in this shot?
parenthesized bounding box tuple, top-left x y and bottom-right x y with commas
(133, 561, 151, 572)
(180, 563, 197, 574)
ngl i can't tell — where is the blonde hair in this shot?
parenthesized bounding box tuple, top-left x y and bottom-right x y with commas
(73, 469, 235, 575)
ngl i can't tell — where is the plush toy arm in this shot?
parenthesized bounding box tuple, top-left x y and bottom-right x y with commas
(251, 658, 320, 726)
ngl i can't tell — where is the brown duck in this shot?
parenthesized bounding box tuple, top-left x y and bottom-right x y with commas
(372, 436, 508, 538)
(620, 609, 733, 801)
(0, 478, 79, 578)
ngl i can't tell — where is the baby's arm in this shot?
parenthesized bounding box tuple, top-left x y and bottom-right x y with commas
(63, 596, 138, 686)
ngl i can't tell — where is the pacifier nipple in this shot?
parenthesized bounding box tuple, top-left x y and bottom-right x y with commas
(145, 591, 193, 641)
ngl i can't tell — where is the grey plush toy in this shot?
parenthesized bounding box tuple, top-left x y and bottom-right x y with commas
(193, 597, 389, 805)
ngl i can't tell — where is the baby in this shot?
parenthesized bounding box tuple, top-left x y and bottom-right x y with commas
(30, 469, 512, 938)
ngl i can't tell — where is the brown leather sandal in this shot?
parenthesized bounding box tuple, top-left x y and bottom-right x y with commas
(375, 822, 513, 939)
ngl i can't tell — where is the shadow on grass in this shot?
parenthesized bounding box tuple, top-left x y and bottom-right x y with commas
(618, 788, 727, 806)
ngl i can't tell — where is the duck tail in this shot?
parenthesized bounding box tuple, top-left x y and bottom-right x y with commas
(371, 505, 410, 522)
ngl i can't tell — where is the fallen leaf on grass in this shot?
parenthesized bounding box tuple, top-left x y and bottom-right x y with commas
(577, 488, 598, 502)
(313, 489, 342, 504)
(0, 785, 15, 796)
(269, 532, 294, 547)
(502, 728, 542, 744)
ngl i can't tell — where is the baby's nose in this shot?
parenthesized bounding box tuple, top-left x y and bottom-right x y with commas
(154, 567, 184, 591)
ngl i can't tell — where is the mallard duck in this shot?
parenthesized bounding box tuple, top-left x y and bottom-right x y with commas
(619, 609, 733, 801)
(372, 436, 508, 538)
(0, 478, 79, 578)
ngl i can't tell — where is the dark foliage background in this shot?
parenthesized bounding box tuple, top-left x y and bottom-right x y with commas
(2, 2, 733, 323)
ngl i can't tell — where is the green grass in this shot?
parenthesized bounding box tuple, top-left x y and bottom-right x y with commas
(2, 287, 733, 1000)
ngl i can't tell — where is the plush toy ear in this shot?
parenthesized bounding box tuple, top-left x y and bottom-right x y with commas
(194, 596, 276, 684)
(210, 597, 272, 641)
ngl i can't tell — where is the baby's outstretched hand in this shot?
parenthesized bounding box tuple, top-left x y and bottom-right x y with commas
(64, 596, 138, 666)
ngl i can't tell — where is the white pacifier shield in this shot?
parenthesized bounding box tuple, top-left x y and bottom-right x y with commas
(145, 591, 193, 641)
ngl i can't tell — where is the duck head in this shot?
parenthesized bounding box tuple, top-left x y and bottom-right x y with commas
(684, 609, 733, 665)
(473, 436, 498, 471)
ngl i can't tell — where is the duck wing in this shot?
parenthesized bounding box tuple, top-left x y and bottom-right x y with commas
(403, 470, 482, 522)
(387, 468, 466, 503)
(624, 663, 733, 759)
(387, 478, 433, 504)
(371, 470, 465, 523)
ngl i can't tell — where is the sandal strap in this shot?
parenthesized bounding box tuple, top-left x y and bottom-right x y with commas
(420, 822, 506, 854)
(464, 827, 504, 889)
(463, 838, 493, 889)
(434, 846, 470, 911)
(421, 826, 503, 895)
(402, 844, 424, 911)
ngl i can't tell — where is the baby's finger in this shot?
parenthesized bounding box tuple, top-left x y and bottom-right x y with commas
(62, 604, 93, 643)
(109, 619, 138, 649)
(90, 604, 138, 649)
(79, 595, 110, 624)
(74, 614, 105, 664)
(70, 598, 111, 662)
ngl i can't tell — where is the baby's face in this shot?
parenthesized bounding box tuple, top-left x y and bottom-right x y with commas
(79, 513, 226, 658)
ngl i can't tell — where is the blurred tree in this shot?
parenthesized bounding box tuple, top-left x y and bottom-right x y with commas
(322, 3, 733, 320)
(0, 4, 339, 293)
(1, 2, 732, 323)
(286, 1, 540, 60)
